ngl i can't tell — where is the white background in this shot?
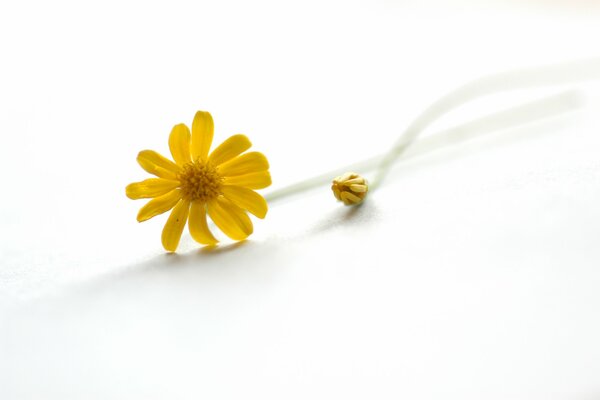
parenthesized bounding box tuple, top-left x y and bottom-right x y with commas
(1, 0, 600, 399)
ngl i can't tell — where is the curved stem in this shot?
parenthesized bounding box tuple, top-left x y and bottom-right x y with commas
(265, 89, 583, 203)
(371, 58, 600, 188)
(265, 59, 600, 203)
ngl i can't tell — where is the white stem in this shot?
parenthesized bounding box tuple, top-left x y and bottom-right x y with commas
(264, 89, 583, 203)
(372, 58, 600, 188)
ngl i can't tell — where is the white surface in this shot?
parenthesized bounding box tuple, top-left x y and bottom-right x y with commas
(1, 1, 600, 399)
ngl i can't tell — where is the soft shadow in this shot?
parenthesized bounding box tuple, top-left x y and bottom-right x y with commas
(308, 200, 381, 236)
(196, 240, 249, 257)
(151, 240, 250, 261)
(128, 241, 252, 271)
(43, 239, 284, 305)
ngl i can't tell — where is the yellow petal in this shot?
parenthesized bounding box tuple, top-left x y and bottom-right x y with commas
(208, 134, 252, 166)
(169, 123, 191, 166)
(340, 191, 361, 205)
(349, 184, 367, 192)
(126, 178, 180, 199)
(137, 150, 181, 180)
(221, 185, 268, 219)
(161, 199, 190, 252)
(137, 189, 182, 222)
(191, 111, 214, 162)
(344, 177, 365, 185)
(207, 196, 253, 241)
(217, 152, 269, 177)
(222, 171, 272, 189)
(332, 186, 342, 201)
(188, 201, 218, 245)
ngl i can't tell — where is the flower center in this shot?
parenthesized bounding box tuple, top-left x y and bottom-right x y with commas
(178, 160, 222, 202)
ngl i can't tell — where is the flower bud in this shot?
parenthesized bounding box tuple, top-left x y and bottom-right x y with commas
(331, 172, 368, 206)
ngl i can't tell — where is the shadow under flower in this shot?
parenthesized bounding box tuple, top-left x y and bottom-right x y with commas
(196, 240, 249, 257)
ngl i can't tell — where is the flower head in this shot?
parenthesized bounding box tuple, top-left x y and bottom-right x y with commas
(332, 172, 368, 206)
(126, 111, 271, 252)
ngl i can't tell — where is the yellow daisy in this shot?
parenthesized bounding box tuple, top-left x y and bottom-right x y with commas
(126, 111, 271, 252)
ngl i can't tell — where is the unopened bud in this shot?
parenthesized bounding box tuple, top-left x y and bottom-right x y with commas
(331, 172, 368, 206)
